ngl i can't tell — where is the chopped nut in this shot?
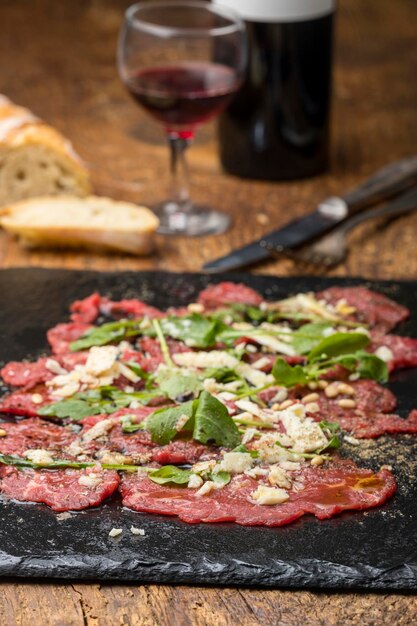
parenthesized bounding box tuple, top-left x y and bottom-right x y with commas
(109, 528, 123, 538)
(278, 399, 294, 410)
(31, 393, 44, 404)
(187, 302, 204, 313)
(45, 359, 67, 375)
(0, 429, 7, 437)
(130, 526, 145, 536)
(301, 392, 319, 404)
(310, 455, 324, 466)
(305, 402, 320, 413)
(344, 435, 360, 445)
(338, 398, 357, 409)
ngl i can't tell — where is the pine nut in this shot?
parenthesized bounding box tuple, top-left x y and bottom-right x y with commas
(0, 429, 7, 437)
(187, 303, 204, 313)
(301, 392, 319, 404)
(311, 456, 324, 466)
(338, 398, 357, 409)
(31, 393, 43, 404)
(278, 399, 294, 410)
(338, 383, 355, 396)
(318, 380, 329, 389)
(324, 383, 340, 398)
(308, 382, 318, 390)
(305, 402, 320, 413)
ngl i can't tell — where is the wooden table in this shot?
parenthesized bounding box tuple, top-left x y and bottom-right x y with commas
(0, 1, 416, 624)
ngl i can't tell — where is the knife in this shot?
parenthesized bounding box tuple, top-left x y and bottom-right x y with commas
(203, 154, 417, 273)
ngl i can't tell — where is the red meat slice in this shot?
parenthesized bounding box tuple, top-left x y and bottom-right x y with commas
(120, 461, 396, 526)
(80, 410, 218, 465)
(369, 334, 417, 372)
(1, 358, 54, 388)
(286, 380, 413, 439)
(0, 466, 120, 512)
(0, 418, 75, 456)
(317, 287, 409, 332)
(99, 297, 163, 320)
(335, 411, 417, 439)
(135, 337, 190, 372)
(47, 322, 93, 355)
(290, 379, 396, 415)
(197, 282, 263, 309)
(70, 293, 101, 324)
(0, 386, 50, 417)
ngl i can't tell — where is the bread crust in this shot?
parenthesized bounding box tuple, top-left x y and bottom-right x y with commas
(0, 95, 91, 205)
(0, 195, 159, 255)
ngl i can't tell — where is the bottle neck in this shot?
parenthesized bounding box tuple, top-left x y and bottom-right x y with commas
(212, 0, 336, 23)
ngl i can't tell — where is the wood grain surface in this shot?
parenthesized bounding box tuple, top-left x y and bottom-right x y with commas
(0, 0, 416, 624)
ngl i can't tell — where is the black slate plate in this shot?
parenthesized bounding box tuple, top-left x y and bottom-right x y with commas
(0, 268, 417, 590)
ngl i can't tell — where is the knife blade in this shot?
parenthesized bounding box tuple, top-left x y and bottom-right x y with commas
(203, 207, 345, 273)
(202, 154, 417, 273)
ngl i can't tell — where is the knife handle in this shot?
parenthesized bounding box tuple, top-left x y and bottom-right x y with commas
(341, 154, 417, 213)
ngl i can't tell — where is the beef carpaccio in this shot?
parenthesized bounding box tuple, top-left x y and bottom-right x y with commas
(1, 282, 416, 526)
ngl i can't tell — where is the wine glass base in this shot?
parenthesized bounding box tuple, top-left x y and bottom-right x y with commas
(154, 202, 231, 236)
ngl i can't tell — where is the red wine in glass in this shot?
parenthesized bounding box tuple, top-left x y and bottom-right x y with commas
(126, 62, 239, 135)
(118, 1, 247, 236)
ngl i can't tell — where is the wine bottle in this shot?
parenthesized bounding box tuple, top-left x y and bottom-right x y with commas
(214, 0, 335, 181)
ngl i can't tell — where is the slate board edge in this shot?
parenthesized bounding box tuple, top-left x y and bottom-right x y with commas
(0, 553, 416, 590)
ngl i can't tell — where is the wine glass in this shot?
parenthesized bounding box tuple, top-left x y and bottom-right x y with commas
(118, 1, 247, 236)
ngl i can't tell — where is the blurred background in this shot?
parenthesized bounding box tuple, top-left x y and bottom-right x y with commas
(0, 0, 416, 275)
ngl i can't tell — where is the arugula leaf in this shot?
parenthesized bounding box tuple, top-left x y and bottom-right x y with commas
(39, 386, 164, 421)
(124, 361, 151, 383)
(148, 465, 192, 486)
(233, 444, 259, 458)
(39, 399, 101, 420)
(70, 320, 143, 351)
(210, 470, 231, 486)
(329, 351, 388, 383)
(319, 421, 340, 435)
(144, 401, 195, 445)
(152, 319, 174, 368)
(202, 367, 241, 384)
(291, 323, 332, 355)
(319, 435, 341, 452)
(121, 415, 145, 433)
(0, 452, 138, 472)
(308, 332, 369, 363)
(355, 352, 389, 383)
(155, 368, 203, 401)
(158, 315, 222, 348)
(144, 392, 241, 448)
(272, 358, 309, 387)
(193, 391, 240, 448)
(318, 421, 341, 452)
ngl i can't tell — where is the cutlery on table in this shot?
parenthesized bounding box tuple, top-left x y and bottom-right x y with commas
(202, 154, 417, 273)
(270, 185, 417, 268)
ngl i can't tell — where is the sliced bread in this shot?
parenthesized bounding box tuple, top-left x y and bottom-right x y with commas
(0, 95, 91, 208)
(0, 195, 159, 255)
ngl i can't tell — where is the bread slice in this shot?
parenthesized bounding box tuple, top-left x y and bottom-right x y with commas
(0, 95, 91, 208)
(0, 195, 159, 255)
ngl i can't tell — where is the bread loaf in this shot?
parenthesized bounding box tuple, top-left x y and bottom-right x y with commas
(0, 95, 91, 207)
(0, 195, 159, 255)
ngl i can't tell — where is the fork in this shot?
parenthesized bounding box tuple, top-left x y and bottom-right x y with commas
(272, 186, 417, 268)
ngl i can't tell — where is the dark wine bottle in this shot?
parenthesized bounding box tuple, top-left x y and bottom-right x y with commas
(215, 0, 335, 181)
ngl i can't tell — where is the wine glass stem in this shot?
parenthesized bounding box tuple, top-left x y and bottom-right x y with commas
(168, 133, 192, 212)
